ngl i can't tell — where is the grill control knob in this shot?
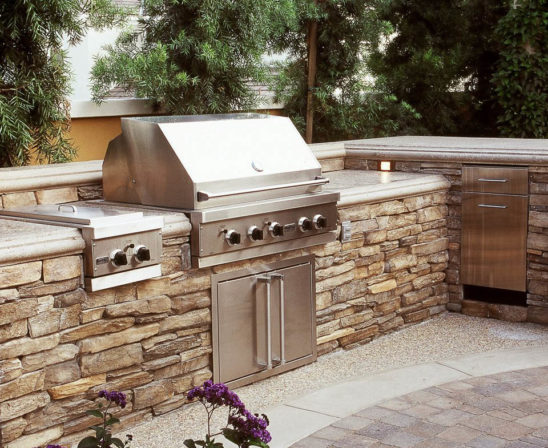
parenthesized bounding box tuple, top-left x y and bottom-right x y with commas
(298, 217, 312, 232)
(313, 214, 328, 229)
(269, 222, 284, 237)
(110, 249, 128, 266)
(225, 230, 241, 246)
(134, 245, 151, 263)
(248, 226, 264, 241)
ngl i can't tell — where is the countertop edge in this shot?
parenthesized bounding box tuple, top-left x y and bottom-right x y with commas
(337, 175, 451, 207)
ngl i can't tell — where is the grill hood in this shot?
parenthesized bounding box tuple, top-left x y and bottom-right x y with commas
(103, 114, 325, 210)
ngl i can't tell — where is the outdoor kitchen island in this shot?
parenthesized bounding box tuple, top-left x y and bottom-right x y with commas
(0, 162, 450, 448)
(341, 136, 548, 325)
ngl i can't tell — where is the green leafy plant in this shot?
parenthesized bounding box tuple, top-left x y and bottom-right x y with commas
(91, 0, 297, 115)
(491, 0, 547, 138)
(0, 0, 127, 167)
(272, 0, 420, 143)
(78, 390, 132, 448)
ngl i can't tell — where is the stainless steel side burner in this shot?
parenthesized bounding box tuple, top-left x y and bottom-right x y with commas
(0, 204, 163, 291)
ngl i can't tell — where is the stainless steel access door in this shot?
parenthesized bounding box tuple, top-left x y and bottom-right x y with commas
(461, 192, 528, 291)
(212, 256, 316, 388)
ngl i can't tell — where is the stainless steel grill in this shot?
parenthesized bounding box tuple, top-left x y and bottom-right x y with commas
(103, 114, 340, 268)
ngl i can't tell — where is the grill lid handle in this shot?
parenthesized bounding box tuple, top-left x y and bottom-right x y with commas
(197, 176, 329, 202)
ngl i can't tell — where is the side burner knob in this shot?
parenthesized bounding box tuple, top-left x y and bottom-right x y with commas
(110, 249, 128, 266)
(269, 222, 284, 237)
(248, 226, 264, 241)
(134, 245, 151, 262)
(225, 230, 241, 246)
(313, 214, 328, 229)
(298, 217, 312, 232)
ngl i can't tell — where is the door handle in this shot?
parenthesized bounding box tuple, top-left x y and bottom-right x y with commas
(271, 273, 285, 366)
(478, 204, 508, 209)
(477, 178, 508, 183)
(257, 275, 273, 370)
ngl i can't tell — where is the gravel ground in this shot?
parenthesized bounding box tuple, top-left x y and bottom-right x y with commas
(127, 313, 548, 447)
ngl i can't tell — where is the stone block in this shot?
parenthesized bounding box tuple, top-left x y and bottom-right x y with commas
(35, 187, 78, 204)
(486, 304, 527, 322)
(105, 296, 171, 317)
(402, 287, 433, 307)
(309, 241, 342, 257)
(133, 379, 174, 410)
(43, 256, 81, 283)
(82, 289, 115, 309)
(316, 328, 354, 345)
(80, 308, 104, 323)
(403, 195, 434, 212)
(370, 200, 406, 217)
(0, 416, 27, 443)
(528, 232, 548, 251)
(0, 333, 59, 360)
(386, 225, 422, 241)
(81, 343, 143, 376)
(0, 391, 50, 422)
(136, 277, 170, 300)
(3, 424, 63, 448)
(338, 325, 379, 346)
(2, 192, 36, 208)
(21, 343, 79, 372)
(171, 292, 210, 314)
(89, 372, 153, 397)
(54, 288, 86, 307)
(0, 359, 22, 383)
(0, 261, 42, 289)
(412, 272, 445, 290)
(48, 374, 107, 399)
(159, 309, 211, 333)
(368, 279, 397, 294)
(527, 306, 548, 325)
(80, 323, 159, 354)
(60, 317, 134, 342)
(350, 219, 379, 236)
(192, 368, 212, 386)
(0, 318, 27, 342)
(320, 157, 344, 172)
(169, 274, 211, 296)
(25, 397, 96, 434)
(417, 205, 447, 223)
(332, 279, 368, 303)
(528, 279, 548, 296)
(142, 332, 177, 351)
(18, 277, 80, 297)
(143, 335, 202, 361)
(342, 237, 364, 251)
(385, 254, 418, 273)
(411, 238, 448, 256)
(28, 309, 63, 337)
(339, 204, 372, 222)
(152, 394, 188, 416)
(0, 288, 19, 301)
(316, 270, 354, 293)
(461, 300, 489, 317)
(365, 229, 387, 244)
(316, 261, 355, 281)
(316, 291, 332, 311)
(0, 370, 45, 403)
(374, 298, 400, 315)
(402, 308, 429, 323)
(44, 360, 80, 388)
(143, 355, 181, 371)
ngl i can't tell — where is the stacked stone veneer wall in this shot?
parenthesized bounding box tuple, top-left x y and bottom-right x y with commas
(345, 156, 548, 325)
(0, 185, 102, 210)
(0, 186, 450, 447)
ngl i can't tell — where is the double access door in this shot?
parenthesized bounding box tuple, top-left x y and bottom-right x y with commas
(212, 255, 316, 388)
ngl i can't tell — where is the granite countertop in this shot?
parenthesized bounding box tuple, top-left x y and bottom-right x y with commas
(324, 169, 450, 206)
(0, 219, 84, 266)
(345, 136, 548, 165)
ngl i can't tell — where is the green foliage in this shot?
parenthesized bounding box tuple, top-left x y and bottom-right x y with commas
(273, 0, 420, 142)
(91, 0, 296, 114)
(492, 0, 548, 138)
(78, 400, 132, 448)
(0, 0, 127, 167)
(368, 0, 471, 135)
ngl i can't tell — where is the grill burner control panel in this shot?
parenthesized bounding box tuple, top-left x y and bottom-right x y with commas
(190, 200, 338, 267)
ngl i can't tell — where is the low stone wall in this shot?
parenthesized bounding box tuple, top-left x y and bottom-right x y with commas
(0, 183, 450, 447)
(345, 155, 548, 324)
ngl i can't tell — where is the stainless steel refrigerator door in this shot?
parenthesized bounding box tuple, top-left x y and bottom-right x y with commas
(461, 192, 528, 291)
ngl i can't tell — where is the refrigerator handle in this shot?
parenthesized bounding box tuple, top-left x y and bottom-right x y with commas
(257, 275, 273, 370)
(271, 273, 286, 366)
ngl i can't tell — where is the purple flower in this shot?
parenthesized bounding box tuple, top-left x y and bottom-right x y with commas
(187, 381, 245, 412)
(45, 445, 66, 448)
(98, 390, 127, 409)
(228, 411, 271, 444)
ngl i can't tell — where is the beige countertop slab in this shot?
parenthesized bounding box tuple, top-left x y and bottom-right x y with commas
(345, 136, 548, 165)
(325, 170, 450, 206)
(0, 219, 84, 266)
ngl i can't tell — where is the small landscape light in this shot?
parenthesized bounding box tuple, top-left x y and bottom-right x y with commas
(378, 160, 393, 171)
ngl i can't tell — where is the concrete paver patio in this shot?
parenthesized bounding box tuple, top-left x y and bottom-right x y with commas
(290, 361, 548, 447)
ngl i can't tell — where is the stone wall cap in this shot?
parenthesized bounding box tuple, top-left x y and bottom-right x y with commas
(0, 160, 102, 193)
(0, 219, 85, 265)
(345, 136, 548, 165)
(325, 170, 450, 206)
